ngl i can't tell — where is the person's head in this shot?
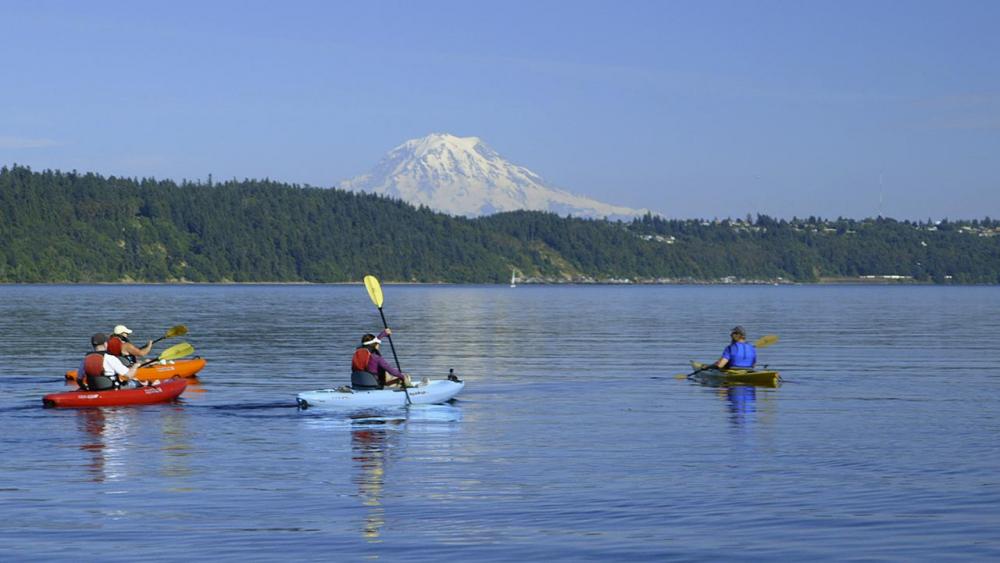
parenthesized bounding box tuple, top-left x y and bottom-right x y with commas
(112, 325, 132, 340)
(90, 332, 108, 349)
(730, 326, 746, 341)
(361, 333, 381, 350)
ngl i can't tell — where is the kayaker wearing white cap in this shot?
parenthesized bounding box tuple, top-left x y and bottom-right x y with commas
(107, 325, 153, 366)
(713, 326, 757, 369)
(350, 329, 412, 390)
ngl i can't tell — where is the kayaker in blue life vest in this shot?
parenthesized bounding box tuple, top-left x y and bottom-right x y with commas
(78, 333, 142, 391)
(351, 329, 412, 390)
(713, 326, 757, 369)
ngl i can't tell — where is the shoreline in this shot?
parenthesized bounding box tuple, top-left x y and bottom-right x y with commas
(0, 278, 992, 287)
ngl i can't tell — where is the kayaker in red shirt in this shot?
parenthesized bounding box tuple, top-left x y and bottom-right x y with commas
(107, 325, 153, 366)
(351, 329, 412, 389)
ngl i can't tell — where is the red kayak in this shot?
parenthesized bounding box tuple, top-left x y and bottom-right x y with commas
(42, 378, 188, 408)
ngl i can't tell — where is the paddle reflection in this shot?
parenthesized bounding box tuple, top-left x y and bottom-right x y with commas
(346, 405, 463, 543)
(160, 407, 193, 481)
(350, 415, 404, 543)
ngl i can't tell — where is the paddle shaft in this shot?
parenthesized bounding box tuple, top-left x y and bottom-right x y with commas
(686, 364, 714, 379)
(376, 306, 411, 405)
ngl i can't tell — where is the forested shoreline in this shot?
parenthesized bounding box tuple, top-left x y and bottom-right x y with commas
(1, 165, 998, 284)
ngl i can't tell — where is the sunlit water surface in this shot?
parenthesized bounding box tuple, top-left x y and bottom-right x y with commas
(1, 285, 998, 561)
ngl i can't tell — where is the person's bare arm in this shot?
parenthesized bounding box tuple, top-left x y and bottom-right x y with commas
(124, 340, 153, 357)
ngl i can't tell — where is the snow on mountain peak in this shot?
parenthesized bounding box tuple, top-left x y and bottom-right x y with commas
(340, 133, 648, 220)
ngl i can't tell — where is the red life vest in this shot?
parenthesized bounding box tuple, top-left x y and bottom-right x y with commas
(352, 348, 372, 372)
(83, 351, 106, 378)
(107, 335, 124, 356)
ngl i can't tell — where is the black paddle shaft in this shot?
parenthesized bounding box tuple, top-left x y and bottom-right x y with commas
(377, 308, 403, 372)
(687, 365, 714, 379)
(377, 307, 411, 405)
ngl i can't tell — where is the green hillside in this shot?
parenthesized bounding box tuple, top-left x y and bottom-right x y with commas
(1, 165, 998, 283)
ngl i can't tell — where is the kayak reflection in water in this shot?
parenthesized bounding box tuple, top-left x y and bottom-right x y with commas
(351, 329, 412, 390)
(77, 407, 134, 483)
(351, 418, 403, 542)
(720, 385, 757, 427)
(712, 326, 757, 369)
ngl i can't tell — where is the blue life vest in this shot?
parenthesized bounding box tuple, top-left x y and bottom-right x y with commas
(722, 341, 757, 368)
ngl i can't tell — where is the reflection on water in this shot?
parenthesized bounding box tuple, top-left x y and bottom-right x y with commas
(348, 405, 463, 542)
(351, 417, 401, 542)
(7, 285, 1000, 561)
(180, 376, 206, 393)
(161, 407, 193, 482)
(720, 386, 757, 427)
(76, 405, 195, 485)
(76, 408, 138, 483)
(301, 405, 463, 543)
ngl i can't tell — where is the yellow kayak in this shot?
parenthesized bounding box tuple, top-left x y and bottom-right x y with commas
(690, 361, 780, 387)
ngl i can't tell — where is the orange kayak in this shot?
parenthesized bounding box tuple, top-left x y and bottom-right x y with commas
(65, 357, 207, 383)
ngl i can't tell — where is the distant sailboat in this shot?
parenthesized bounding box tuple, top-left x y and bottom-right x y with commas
(510, 268, 517, 288)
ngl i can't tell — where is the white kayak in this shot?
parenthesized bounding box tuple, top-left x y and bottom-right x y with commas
(296, 379, 465, 409)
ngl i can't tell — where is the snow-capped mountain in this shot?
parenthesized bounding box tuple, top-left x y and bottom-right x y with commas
(340, 133, 648, 219)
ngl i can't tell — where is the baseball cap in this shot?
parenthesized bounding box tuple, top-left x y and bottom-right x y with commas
(113, 325, 133, 335)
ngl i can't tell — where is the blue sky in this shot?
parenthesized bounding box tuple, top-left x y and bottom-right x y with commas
(2, 0, 998, 219)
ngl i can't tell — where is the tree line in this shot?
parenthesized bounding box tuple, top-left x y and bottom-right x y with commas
(1, 165, 998, 284)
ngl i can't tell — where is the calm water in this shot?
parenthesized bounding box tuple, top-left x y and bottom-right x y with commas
(1, 284, 998, 561)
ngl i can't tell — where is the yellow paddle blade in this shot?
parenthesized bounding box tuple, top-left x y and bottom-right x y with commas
(364, 275, 384, 308)
(165, 324, 188, 338)
(754, 334, 779, 348)
(159, 342, 194, 361)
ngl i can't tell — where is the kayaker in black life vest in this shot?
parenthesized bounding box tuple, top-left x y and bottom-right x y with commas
(79, 333, 141, 391)
(107, 325, 153, 366)
(351, 329, 412, 390)
(713, 326, 757, 369)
